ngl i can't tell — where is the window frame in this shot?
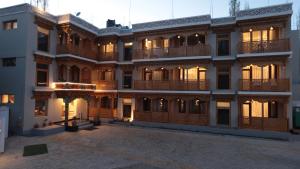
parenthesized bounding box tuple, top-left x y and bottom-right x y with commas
(34, 99, 48, 116)
(36, 63, 49, 87)
(2, 58, 16, 67)
(3, 20, 17, 30)
(216, 34, 231, 56)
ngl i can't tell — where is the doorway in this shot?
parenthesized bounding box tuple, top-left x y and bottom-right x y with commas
(123, 105, 132, 119)
(217, 101, 230, 126)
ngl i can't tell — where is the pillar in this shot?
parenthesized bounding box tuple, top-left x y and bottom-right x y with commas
(63, 97, 71, 130)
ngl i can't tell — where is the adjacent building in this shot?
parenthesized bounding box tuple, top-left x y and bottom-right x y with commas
(0, 3, 296, 135)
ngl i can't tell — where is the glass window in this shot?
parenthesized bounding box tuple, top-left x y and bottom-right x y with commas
(35, 99, 48, 116)
(3, 20, 17, 30)
(2, 58, 16, 67)
(242, 32, 251, 42)
(217, 66, 230, 89)
(106, 43, 114, 53)
(101, 96, 111, 109)
(159, 98, 168, 112)
(37, 26, 49, 52)
(123, 71, 132, 89)
(36, 64, 49, 86)
(143, 98, 151, 112)
(252, 31, 261, 41)
(124, 42, 133, 61)
(1, 94, 15, 104)
(177, 99, 186, 113)
(217, 34, 230, 56)
(189, 99, 206, 114)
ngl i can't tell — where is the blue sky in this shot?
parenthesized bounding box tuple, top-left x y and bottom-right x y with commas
(0, 0, 298, 29)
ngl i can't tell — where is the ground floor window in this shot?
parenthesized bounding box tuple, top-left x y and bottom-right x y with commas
(0, 94, 15, 104)
(242, 100, 279, 120)
(189, 99, 206, 114)
(158, 98, 168, 112)
(143, 97, 151, 112)
(177, 99, 186, 113)
(101, 96, 111, 109)
(35, 99, 48, 116)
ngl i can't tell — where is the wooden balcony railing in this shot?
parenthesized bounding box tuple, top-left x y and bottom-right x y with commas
(133, 44, 210, 59)
(53, 82, 96, 90)
(240, 117, 288, 132)
(56, 44, 98, 60)
(238, 39, 290, 54)
(99, 52, 118, 61)
(134, 80, 209, 91)
(96, 80, 118, 90)
(239, 79, 290, 92)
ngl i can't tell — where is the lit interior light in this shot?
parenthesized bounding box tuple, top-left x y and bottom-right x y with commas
(97, 43, 100, 47)
(249, 28, 253, 32)
(145, 68, 149, 71)
(109, 42, 112, 45)
(177, 35, 181, 39)
(51, 83, 56, 89)
(178, 67, 181, 69)
(270, 26, 274, 30)
(195, 34, 199, 37)
(161, 67, 164, 70)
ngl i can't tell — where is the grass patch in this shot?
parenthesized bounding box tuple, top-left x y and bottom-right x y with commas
(23, 144, 48, 157)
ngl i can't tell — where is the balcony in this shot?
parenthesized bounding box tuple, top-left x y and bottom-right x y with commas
(133, 44, 210, 60)
(96, 80, 118, 90)
(134, 80, 209, 91)
(53, 82, 96, 90)
(239, 79, 290, 92)
(98, 52, 118, 61)
(238, 39, 290, 54)
(56, 44, 98, 60)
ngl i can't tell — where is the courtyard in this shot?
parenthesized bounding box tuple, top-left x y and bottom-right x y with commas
(0, 125, 299, 169)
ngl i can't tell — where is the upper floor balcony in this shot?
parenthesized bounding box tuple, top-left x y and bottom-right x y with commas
(53, 82, 96, 91)
(57, 44, 98, 60)
(98, 52, 119, 61)
(96, 80, 118, 90)
(134, 80, 209, 91)
(134, 44, 210, 60)
(238, 39, 290, 54)
(239, 79, 290, 92)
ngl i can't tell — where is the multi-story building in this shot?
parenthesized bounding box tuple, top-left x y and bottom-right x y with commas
(0, 3, 296, 135)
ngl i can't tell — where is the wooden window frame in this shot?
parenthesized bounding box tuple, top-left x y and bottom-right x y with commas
(216, 33, 231, 56)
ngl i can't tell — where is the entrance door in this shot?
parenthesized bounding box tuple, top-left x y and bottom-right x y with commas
(123, 105, 131, 119)
(217, 101, 230, 126)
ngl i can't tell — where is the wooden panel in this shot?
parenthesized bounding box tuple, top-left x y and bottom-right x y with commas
(238, 39, 290, 54)
(96, 81, 118, 90)
(239, 79, 290, 92)
(134, 80, 209, 91)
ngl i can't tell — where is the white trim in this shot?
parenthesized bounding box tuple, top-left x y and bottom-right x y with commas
(236, 11, 292, 21)
(34, 51, 55, 58)
(237, 51, 292, 58)
(133, 21, 211, 33)
(95, 90, 118, 93)
(33, 87, 54, 92)
(132, 55, 212, 62)
(58, 19, 98, 35)
(212, 56, 235, 61)
(97, 61, 118, 64)
(117, 61, 134, 65)
(238, 91, 292, 96)
(56, 54, 97, 63)
(118, 89, 211, 94)
(212, 90, 236, 95)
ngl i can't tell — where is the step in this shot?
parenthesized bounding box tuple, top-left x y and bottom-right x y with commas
(78, 123, 94, 130)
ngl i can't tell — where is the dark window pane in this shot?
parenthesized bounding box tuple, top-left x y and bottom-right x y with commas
(218, 39, 230, 56)
(124, 46, 133, 61)
(38, 32, 49, 52)
(143, 98, 151, 111)
(218, 74, 230, 89)
(2, 58, 16, 67)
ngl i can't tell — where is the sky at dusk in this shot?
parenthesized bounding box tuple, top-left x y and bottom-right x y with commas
(0, 0, 298, 29)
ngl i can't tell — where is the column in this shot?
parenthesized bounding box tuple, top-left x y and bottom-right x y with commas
(63, 97, 71, 130)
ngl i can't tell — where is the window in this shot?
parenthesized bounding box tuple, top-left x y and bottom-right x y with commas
(124, 42, 133, 61)
(158, 98, 168, 112)
(242, 27, 279, 42)
(123, 71, 132, 89)
(189, 99, 206, 114)
(2, 58, 16, 67)
(217, 66, 230, 89)
(37, 26, 50, 52)
(178, 67, 207, 81)
(3, 20, 17, 30)
(36, 64, 49, 86)
(0, 94, 15, 104)
(243, 100, 278, 119)
(70, 66, 80, 83)
(217, 34, 230, 56)
(242, 64, 278, 80)
(35, 99, 48, 116)
(101, 96, 111, 109)
(100, 70, 113, 81)
(143, 97, 151, 112)
(177, 99, 186, 113)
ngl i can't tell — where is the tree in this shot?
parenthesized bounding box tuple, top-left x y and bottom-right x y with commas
(297, 9, 300, 30)
(229, 0, 240, 16)
(244, 1, 250, 10)
(31, 0, 48, 11)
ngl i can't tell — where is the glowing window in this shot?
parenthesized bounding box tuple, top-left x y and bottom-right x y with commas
(242, 32, 250, 42)
(217, 102, 230, 108)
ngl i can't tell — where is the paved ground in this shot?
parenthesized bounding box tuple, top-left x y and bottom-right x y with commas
(0, 125, 299, 169)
